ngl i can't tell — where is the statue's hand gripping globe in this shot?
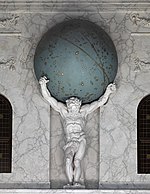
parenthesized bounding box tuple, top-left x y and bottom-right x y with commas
(34, 19, 118, 104)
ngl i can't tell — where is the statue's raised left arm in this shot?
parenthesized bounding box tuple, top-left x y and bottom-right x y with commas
(81, 83, 116, 117)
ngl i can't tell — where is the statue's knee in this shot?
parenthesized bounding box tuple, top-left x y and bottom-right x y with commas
(74, 159, 80, 168)
(66, 157, 72, 166)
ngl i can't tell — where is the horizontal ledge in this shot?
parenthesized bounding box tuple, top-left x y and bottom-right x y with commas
(0, 189, 150, 193)
(0, 1, 150, 12)
(99, 183, 150, 190)
(0, 0, 150, 4)
(1, 183, 150, 190)
(131, 32, 150, 36)
(0, 31, 21, 36)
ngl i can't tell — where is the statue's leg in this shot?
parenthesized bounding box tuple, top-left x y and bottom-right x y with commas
(74, 139, 86, 183)
(65, 148, 74, 184)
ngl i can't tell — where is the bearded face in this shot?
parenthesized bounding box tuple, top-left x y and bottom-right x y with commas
(66, 97, 82, 112)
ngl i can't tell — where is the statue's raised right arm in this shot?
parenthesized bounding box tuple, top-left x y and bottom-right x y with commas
(39, 76, 67, 114)
(81, 83, 116, 117)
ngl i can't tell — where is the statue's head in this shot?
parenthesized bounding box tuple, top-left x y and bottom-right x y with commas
(66, 97, 82, 112)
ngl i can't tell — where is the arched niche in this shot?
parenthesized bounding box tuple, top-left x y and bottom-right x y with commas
(138, 95, 150, 173)
(0, 94, 12, 173)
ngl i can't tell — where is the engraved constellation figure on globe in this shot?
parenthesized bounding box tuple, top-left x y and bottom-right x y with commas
(39, 76, 116, 187)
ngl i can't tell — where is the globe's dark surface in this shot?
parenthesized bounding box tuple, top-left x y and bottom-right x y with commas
(34, 19, 118, 104)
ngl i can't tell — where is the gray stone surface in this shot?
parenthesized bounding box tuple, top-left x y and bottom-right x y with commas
(0, 0, 150, 192)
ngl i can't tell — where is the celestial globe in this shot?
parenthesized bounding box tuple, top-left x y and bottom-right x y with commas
(34, 19, 118, 104)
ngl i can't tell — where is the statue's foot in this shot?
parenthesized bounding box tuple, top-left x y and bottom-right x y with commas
(64, 182, 85, 189)
(73, 182, 81, 186)
(63, 182, 72, 189)
(73, 182, 85, 188)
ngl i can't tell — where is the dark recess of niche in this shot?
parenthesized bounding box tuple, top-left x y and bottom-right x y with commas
(0, 95, 12, 173)
(138, 95, 150, 174)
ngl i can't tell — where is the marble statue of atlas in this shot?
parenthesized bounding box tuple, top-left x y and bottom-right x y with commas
(39, 76, 116, 187)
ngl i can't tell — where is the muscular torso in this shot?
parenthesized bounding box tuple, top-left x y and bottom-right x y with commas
(61, 111, 86, 142)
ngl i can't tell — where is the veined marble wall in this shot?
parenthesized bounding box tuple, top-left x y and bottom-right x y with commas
(0, 0, 149, 190)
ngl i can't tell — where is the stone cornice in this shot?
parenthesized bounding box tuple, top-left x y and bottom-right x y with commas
(0, 1, 150, 12)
